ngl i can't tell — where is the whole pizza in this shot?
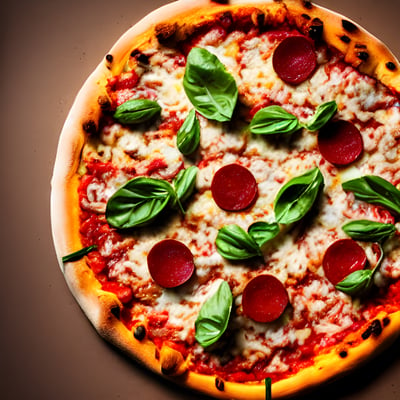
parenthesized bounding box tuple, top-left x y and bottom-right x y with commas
(51, 0, 400, 398)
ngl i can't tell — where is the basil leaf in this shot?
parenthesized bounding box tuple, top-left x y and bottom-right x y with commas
(195, 281, 233, 347)
(173, 166, 198, 204)
(304, 100, 337, 131)
(342, 175, 400, 215)
(265, 378, 272, 400)
(335, 269, 373, 296)
(106, 177, 175, 229)
(216, 224, 262, 260)
(62, 245, 97, 263)
(183, 47, 238, 122)
(248, 221, 280, 248)
(274, 167, 324, 224)
(249, 105, 302, 135)
(342, 220, 396, 242)
(177, 109, 200, 155)
(113, 99, 161, 124)
(336, 243, 384, 296)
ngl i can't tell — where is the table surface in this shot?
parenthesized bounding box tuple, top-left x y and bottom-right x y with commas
(2, 1, 400, 399)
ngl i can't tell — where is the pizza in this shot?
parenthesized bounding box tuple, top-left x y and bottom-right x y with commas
(50, 0, 400, 398)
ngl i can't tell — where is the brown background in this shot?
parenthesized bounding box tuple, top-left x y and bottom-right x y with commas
(2, 0, 400, 399)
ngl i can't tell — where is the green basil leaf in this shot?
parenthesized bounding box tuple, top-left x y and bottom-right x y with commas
(195, 281, 233, 347)
(249, 105, 302, 135)
(113, 99, 161, 124)
(248, 221, 280, 248)
(62, 245, 98, 263)
(177, 109, 200, 155)
(336, 243, 384, 296)
(265, 378, 272, 400)
(106, 177, 175, 229)
(304, 100, 338, 131)
(335, 269, 373, 296)
(216, 224, 262, 260)
(183, 47, 238, 122)
(274, 167, 324, 224)
(342, 175, 400, 215)
(342, 219, 396, 242)
(173, 166, 198, 204)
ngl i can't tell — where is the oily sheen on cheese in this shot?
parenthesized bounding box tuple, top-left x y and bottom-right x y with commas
(78, 21, 400, 382)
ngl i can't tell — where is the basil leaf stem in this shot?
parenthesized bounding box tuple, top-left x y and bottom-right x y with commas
(183, 47, 238, 122)
(274, 167, 324, 224)
(113, 99, 161, 124)
(265, 378, 272, 400)
(216, 224, 262, 260)
(177, 109, 200, 155)
(335, 243, 384, 296)
(248, 221, 280, 248)
(342, 175, 400, 215)
(304, 100, 337, 131)
(62, 245, 98, 263)
(342, 220, 396, 242)
(249, 105, 302, 135)
(195, 281, 233, 347)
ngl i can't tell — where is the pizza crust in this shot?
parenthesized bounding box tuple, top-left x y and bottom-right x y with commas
(51, 0, 400, 398)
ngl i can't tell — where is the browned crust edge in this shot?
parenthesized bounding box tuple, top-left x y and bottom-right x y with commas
(50, 1, 400, 399)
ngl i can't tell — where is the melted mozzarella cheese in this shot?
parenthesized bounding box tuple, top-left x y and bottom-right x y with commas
(80, 25, 400, 377)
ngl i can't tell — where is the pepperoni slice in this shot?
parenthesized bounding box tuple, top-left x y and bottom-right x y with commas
(211, 164, 258, 211)
(147, 239, 195, 288)
(322, 239, 367, 285)
(272, 36, 317, 85)
(242, 275, 289, 323)
(318, 120, 363, 166)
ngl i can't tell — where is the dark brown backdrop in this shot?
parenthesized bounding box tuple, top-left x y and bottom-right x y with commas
(2, 1, 399, 399)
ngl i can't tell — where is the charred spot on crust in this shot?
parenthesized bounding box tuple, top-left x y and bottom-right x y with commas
(386, 62, 397, 71)
(342, 19, 358, 33)
(98, 95, 111, 112)
(339, 350, 348, 358)
(357, 51, 369, 62)
(303, 0, 313, 9)
(383, 316, 391, 326)
(110, 306, 120, 319)
(215, 377, 225, 391)
(252, 10, 265, 29)
(362, 319, 382, 340)
(211, 0, 229, 4)
(134, 325, 146, 341)
(105, 54, 113, 63)
(130, 50, 150, 65)
(137, 53, 150, 65)
(82, 120, 97, 135)
(309, 18, 323, 41)
(130, 49, 140, 58)
(219, 11, 234, 30)
(155, 22, 178, 45)
(340, 35, 351, 44)
(302, 13, 311, 21)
